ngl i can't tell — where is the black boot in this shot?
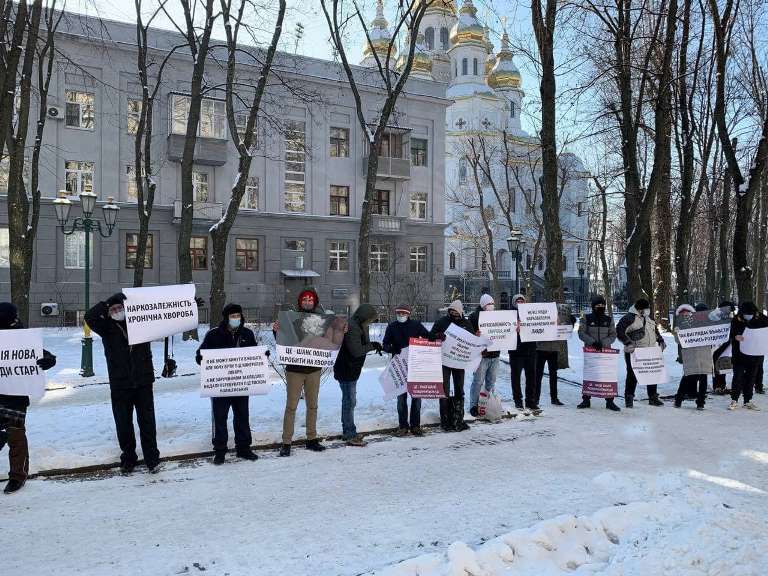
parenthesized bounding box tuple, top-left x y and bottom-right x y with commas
(213, 451, 226, 465)
(577, 398, 591, 409)
(440, 398, 455, 431)
(3, 478, 25, 494)
(551, 398, 564, 406)
(306, 439, 326, 452)
(0, 429, 7, 451)
(278, 444, 291, 457)
(236, 449, 259, 461)
(605, 399, 620, 412)
(454, 397, 469, 431)
(649, 396, 664, 407)
(625, 395, 634, 408)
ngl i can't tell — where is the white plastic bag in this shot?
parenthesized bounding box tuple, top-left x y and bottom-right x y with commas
(478, 389, 503, 421)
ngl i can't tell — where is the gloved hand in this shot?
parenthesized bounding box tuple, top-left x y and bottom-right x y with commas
(37, 352, 56, 371)
(481, 350, 489, 358)
(264, 350, 271, 358)
(371, 342, 383, 354)
(195, 351, 202, 365)
(435, 332, 446, 342)
(593, 342, 603, 351)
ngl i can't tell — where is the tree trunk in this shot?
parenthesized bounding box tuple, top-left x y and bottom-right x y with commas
(718, 174, 731, 302)
(704, 176, 718, 306)
(358, 143, 380, 303)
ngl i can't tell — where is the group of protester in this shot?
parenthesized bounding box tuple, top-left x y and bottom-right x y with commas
(0, 288, 764, 494)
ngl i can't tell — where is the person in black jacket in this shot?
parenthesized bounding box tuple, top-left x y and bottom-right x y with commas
(508, 293, 539, 411)
(712, 301, 735, 394)
(577, 295, 620, 411)
(196, 303, 259, 464)
(0, 303, 56, 494)
(428, 300, 474, 432)
(333, 304, 381, 446)
(382, 304, 429, 435)
(85, 293, 160, 474)
(728, 301, 764, 410)
(468, 294, 499, 417)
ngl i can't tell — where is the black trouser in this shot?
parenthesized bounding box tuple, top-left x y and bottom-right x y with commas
(676, 374, 707, 407)
(756, 363, 764, 393)
(110, 385, 160, 468)
(624, 352, 658, 400)
(211, 396, 252, 453)
(509, 353, 538, 407)
(1, 407, 28, 481)
(397, 393, 421, 429)
(713, 373, 727, 391)
(731, 356, 762, 403)
(439, 367, 465, 428)
(536, 351, 559, 401)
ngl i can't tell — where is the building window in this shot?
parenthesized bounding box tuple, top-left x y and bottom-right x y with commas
(0, 228, 8, 268)
(378, 132, 403, 158)
(409, 192, 427, 220)
(510, 101, 516, 119)
(409, 245, 427, 273)
(411, 138, 428, 166)
(170, 94, 226, 139)
(330, 185, 350, 216)
(240, 176, 259, 210)
(538, 256, 544, 271)
(65, 90, 95, 130)
(235, 238, 259, 271)
(64, 161, 94, 196)
(125, 233, 153, 269)
(454, 60, 458, 78)
(577, 202, 584, 217)
(328, 241, 350, 272)
(370, 243, 390, 272)
(526, 254, 532, 269)
(372, 189, 390, 216)
(285, 239, 306, 269)
(284, 120, 306, 212)
(190, 236, 208, 270)
(425, 27, 434, 49)
(127, 99, 142, 135)
(192, 171, 209, 202)
(473, 58, 478, 76)
(440, 28, 449, 50)
(449, 251, 456, 270)
(329, 127, 349, 158)
(64, 231, 93, 269)
(458, 158, 468, 184)
(577, 244, 582, 258)
(462, 58, 468, 75)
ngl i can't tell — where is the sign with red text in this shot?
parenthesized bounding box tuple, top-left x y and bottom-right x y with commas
(406, 338, 444, 398)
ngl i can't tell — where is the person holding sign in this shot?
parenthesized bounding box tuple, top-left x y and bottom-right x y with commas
(333, 304, 382, 447)
(429, 300, 474, 432)
(728, 302, 765, 411)
(577, 295, 620, 411)
(196, 304, 260, 465)
(86, 293, 160, 474)
(535, 304, 576, 406)
(712, 301, 736, 394)
(616, 298, 666, 408)
(673, 304, 711, 410)
(0, 303, 56, 494)
(382, 304, 429, 435)
(468, 294, 500, 417)
(508, 294, 539, 412)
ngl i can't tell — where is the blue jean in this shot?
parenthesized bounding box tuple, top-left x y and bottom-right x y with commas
(470, 357, 499, 408)
(338, 380, 358, 439)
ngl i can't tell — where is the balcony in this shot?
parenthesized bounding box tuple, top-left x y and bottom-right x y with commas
(173, 200, 222, 221)
(364, 155, 411, 180)
(372, 214, 407, 236)
(166, 134, 228, 166)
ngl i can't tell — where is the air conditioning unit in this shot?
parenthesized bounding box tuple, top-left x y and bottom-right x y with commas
(40, 303, 59, 317)
(46, 106, 64, 120)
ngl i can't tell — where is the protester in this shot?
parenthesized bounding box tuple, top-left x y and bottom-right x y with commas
(196, 303, 259, 464)
(85, 293, 160, 473)
(712, 301, 735, 394)
(0, 303, 56, 494)
(274, 288, 328, 457)
(333, 304, 381, 447)
(673, 304, 710, 410)
(429, 300, 474, 431)
(468, 294, 500, 417)
(508, 294, 539, 412)
(536, 303, 576, 406)
(616, 298, 666, 408)
(577, 295, 620, 411)
(382, 304, 429, 435)
(728, 301, 765, 411)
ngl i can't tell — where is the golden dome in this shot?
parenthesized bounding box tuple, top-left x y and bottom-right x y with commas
(362, 0, 397, 62)
(397, 32, 433, 79)
(415, 0, 457, 16)
(487, 31, 522, 89)
(449, 0, 486, 48)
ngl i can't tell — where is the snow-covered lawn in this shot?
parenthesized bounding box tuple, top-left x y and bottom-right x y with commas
(4, 326, 768, 575)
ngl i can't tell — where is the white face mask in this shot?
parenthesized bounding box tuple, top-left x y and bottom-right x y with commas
(110, 310, 125, 322)
(228, 317, 241, 329)
(642, 309, 651, 317)
(396, 315, 408, 323)
(484, 304, 495, 311)
(743, 314, 754, 321)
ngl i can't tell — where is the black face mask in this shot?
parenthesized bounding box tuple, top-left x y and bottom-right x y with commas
(593, 306, 606, 316)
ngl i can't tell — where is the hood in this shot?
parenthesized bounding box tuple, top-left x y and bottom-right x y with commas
(297, 288, 320, 312)
(738, 301, 757, 317)
(352, 303, 379, 324)
(628, 305, 638, 315)
(0, 302, 19, 329)
(222, 303, 245, 324)
(675, 304, 696, 316)
(590, 295, 606, 309)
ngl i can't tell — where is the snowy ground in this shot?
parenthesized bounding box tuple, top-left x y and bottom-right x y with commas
(4, 325, 768, 575)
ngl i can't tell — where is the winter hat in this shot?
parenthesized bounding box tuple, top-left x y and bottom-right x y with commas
(719, 301, 735, 311)
(222, 303, 243, 319)
(297, 288, 319, 310)
(591, 295, 606, 308)
(0, 302, 18, 329)
(739, 301, 757, 316)
(694, 303, 709, 312)
(448, 300, 464, 316)
(106, 292, 126, 307)
(479, 294, 495, 308)
(634, 298, 650, 311)
(675, 304, 696, 316)
(394, 304, 412, 314)
(512, 293, 526, 303)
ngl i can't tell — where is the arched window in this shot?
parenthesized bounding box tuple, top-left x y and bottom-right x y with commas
(425, 27, 435, 50)
(449, 252, 456, 270)
(473, 58, 478, 75)
(454, 60, 458, 78)
(510, 101, 516, 118)
(440, 28, 449, 49)
(462, 58, 468, 75)
(458, 158, 467, 183)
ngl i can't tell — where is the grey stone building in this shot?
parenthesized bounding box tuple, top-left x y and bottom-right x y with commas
(0, 13, 450, 325)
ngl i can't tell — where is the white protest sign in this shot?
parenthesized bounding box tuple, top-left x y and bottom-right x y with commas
(582, 347, 619, 398)
(555, 324, 573, 341)
(407, 338, 444, 398)
(478, 310, 518, 352)
(517, 302, 558, 342)
(740, 327, 768, 356)
(122, 284, 198, 345)
(200, 346, 271, 397)
(0, 328, 46, 400)
(276, 311, 346, 368)
(630, 346, 668, 386)
(380, 349, 409, 400)
(677, 322, 730, 349)
(441, 323, 491, 371)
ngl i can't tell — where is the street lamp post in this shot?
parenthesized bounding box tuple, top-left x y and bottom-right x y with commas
(577, 256, 586, 309)
(506, 229, 525, 297)
(54, 190, 120, 377)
